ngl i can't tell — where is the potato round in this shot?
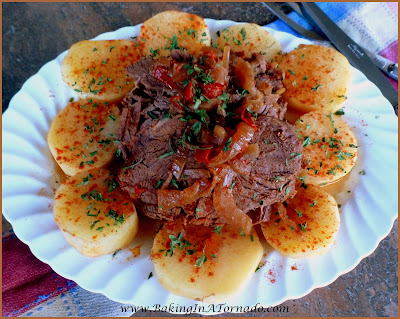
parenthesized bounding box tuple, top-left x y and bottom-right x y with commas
(151, 222, 263, 302)
(295, 110, 358, 186)
(139, 11, 211, 57)
(53, 168, 139, 257)
(62, 40, 141, 102)
(279, 44, 351, 113)
(261, 185, 340, 258)
(48, 99, 121, 176)
(217, 24, 282, 62)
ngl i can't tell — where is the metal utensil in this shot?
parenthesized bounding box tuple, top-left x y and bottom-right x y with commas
(261, 2, 398, 112)
(262, 2, 398, 81)
(300, 3, 398, 110)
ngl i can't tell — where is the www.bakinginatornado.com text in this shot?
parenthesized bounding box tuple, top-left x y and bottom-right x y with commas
(121, 303, 289, 314)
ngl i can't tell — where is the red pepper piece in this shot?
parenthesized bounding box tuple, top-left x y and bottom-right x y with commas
(194, 148, 212, 164)
(236, 105, 257, 130)
(170, 95, 184, 110)
(154, 65, 178, 89)
(133, 184, 147, 195)
(183, 77, 195, 103)
(201, 83, 225, 99)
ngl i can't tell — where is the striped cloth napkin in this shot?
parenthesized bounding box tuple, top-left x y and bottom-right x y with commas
(2, 2, 398, 317)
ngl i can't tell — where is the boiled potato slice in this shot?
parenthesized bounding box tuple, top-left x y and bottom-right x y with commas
(151, 222, 263, 302)
(217, 23, 282, 61)
(139, 11, 210, 57)
(261, 185, 340, 258)
(62, 40, 141, 102)
(48, 99, 121, 176)
(295, 110, 358, 186)
(53, 168, 139, 257)
(279, 44, 351, 113)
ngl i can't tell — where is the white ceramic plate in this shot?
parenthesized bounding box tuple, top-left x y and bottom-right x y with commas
(2, 19, 398, 313)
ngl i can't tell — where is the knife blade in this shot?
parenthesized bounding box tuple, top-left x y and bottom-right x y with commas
(300, 3, 398, 111)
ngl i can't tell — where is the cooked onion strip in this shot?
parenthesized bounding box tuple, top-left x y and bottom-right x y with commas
(209, 122, 255, 167)
(171, 157, 186, 180)
(158, 174, 218, 212)
(212, 165, 252, 234)
(222, 46, 231, 72)
(274, 202, 297, 230)
(213, 125, 228, 145)
(235, 58, 256, 93)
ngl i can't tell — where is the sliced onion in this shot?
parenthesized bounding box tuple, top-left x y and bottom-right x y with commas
(243, 90, 264, 113)
(241, 143, 259, 161)
(158, 174, 219, 212)
(171, 157, 186, 180)
(228, 143, 259, 176)
(182, 169, 211, 180)
(212, 165, 252, 234)
(210, 66, 227, 85)
(274, 202, 297, 229)
(235, 58, 255, 93)
(172, 63, 190, 83)
(209, 121, 255, 167)
(257, 81, 273, 95)
(229, 157, 252, 176)
(199, 97, 221, 111)
(222, 46, 231, 72)
(213, 125, 227, 145)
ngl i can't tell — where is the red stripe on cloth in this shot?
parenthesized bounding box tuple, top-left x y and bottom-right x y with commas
(2, 234, 52, 292)
(2, 235, 77, 316)
(2, 271, 76, 317)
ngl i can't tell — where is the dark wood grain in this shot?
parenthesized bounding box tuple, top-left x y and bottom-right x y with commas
(2, 3, 397, 317)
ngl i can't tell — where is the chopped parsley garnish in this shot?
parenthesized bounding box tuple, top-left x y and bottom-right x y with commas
(223, 137, 233, 152)
(158, 151, 174, 159)
(213, 225, 223, 235)
(123, 159, 143, 171)
(112, 249, 121, 258)
(105, 209, 124, 225)
(311, 83, 322, 91)
(334, 109, 345, 115)
(77, 173, 93, 186)
(147, 111, 157, 119)
(299, 222, 307, 232)
(155, 179, 164, 189)
(195, 247, 207, 268)
(303, 136, 311, 147)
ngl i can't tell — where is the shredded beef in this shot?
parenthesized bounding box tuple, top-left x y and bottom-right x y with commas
(117, 49, 302, 227)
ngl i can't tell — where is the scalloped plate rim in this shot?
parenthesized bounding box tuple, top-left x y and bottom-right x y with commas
(2, 19, 398, 313)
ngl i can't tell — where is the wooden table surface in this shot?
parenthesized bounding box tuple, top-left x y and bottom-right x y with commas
(2, 2, 398, 317)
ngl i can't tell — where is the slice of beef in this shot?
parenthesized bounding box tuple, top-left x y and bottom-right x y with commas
(118, 117, 187, 204)
(171, 49, 192, 62)
(231, 115, 302, 223)
(186, 195, 222, 227)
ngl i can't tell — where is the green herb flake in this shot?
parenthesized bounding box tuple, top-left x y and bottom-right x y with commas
(223, 137, 233, 152)
(112, 249, 121, 258)
(299, 222, 307, 232)
(213, 226, 223, 235)
(123, 159, 143, 171)
(195, 247, 208, 268)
